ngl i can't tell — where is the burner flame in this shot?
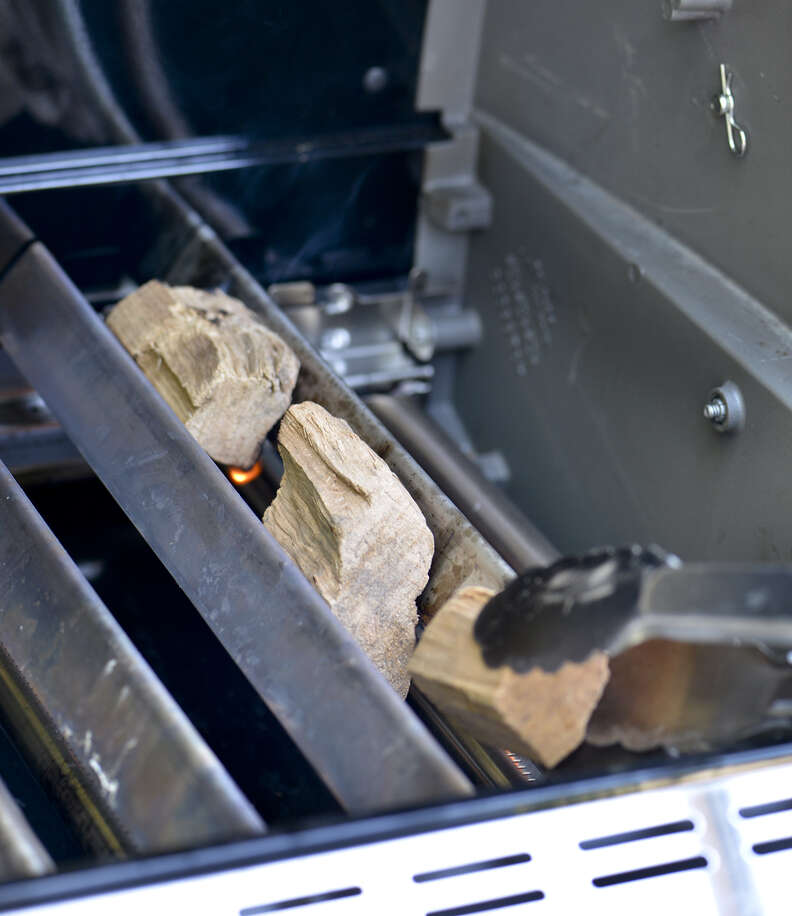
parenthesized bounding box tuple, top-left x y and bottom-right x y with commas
(228, 460, 263, 485)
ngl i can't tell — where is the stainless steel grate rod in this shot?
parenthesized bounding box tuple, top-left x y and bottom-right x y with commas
(0, 125, 444, 194)
(0, 203, 472, 812)
(0, 776, 53, 881)
(0, 458, 265, 855)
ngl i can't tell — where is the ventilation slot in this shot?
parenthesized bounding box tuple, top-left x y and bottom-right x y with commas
(579, 819, 694, 850)
(414, 853, 531, 883)
(239, 886, 361, 914)
(426, 890, 545, 916)
(752, 837, 792, 856)
(592, 856, 708, 888)
(739, 798, 792, 819)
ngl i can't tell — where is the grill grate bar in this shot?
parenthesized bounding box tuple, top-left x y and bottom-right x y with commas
(0, 459, 264, 854)
(0, 202, 471, 813)
(0, 125, 446, 196)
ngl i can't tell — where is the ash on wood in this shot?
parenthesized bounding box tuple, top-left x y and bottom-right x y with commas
(107, 280, 299, 467)
(409, 586, 610, 767)
(263, 401, 434, 697)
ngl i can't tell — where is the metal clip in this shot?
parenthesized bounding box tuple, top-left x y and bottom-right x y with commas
(663, 0, 732, 21)
(713, 64, 748, 157)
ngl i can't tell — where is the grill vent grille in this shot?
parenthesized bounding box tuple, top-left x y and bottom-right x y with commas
(7, 759, 792, 914)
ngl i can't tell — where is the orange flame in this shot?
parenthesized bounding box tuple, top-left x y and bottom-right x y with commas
(228, 460, 263, 485)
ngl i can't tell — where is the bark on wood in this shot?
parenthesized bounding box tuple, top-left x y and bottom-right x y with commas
(409, 586, 610, 767)
(263, 401, 434, 697)
(107, 280, 299, 467)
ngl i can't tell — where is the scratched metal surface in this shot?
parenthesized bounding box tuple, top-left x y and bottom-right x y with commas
(474, 0, 791, 325)
(451, 0, 792, 561)
(0, 460, 264, 856)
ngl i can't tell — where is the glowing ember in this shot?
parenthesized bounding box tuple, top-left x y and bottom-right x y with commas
(228, 461, 263, 485)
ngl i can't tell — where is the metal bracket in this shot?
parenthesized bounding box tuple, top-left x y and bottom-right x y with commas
(662, 0, 732, 21)
(713, 64, 748, 158)
(269, 276, 482, 390)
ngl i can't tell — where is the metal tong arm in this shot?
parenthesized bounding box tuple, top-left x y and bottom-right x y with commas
(618, 564, 792, 658)
(475, 554, 792, 674)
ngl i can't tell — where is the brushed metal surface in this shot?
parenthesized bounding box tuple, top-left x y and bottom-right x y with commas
(0, 460, 264, 854)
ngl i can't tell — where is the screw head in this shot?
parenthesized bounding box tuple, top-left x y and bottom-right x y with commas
(363, 67, 388, 94)
(322, 327, 351, 351)
(325, 284, 354, 315)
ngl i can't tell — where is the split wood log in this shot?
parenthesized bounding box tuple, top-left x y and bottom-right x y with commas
(107, 280, 299, 467)
(409, 586, 611, 767)
(263, 401, 434, 697)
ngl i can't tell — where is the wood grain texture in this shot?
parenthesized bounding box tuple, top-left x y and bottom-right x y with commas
(409, 586, 610, 767)
(263, 401, 434, 697)
(107, 280, 299, 467)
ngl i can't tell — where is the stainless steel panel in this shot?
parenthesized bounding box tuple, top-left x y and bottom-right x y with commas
(7, 750, 792, 915)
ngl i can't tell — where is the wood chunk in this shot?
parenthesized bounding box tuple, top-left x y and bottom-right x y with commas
(409, 586, 610, 767)
(263, 401, 434, 697)
(587, 639, 786, 753)
(107, 280, 299, 467)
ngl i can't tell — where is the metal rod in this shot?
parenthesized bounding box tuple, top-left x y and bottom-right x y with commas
(0, 776, 54, 880)
(0, 211, 472, 812)
(0, 458, 264, 855)
(0, 124, 445, 195)
(0, 136, 248, 177)
(0, 196, 32, 271)
(365, 396, 553, 787)
(366, 394, 558, 572)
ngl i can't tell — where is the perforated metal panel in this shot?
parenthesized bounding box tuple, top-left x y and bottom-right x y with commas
(11, 758, 792, 915)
